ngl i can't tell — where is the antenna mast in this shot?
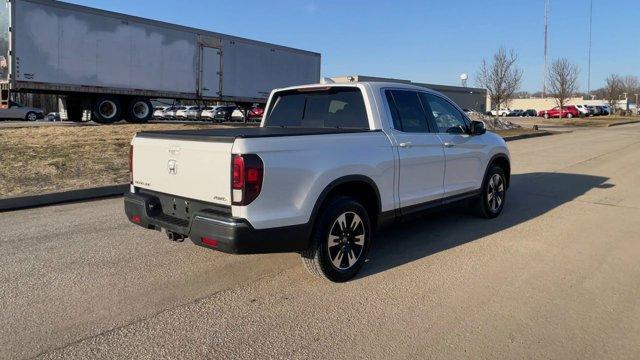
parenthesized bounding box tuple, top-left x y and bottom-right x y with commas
(587, 0, 593, 95)
(543, 0, 549, 97)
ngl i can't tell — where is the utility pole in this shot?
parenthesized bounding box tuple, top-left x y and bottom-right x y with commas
(587, 0, 593, 95)
(543, 0, 549, 97)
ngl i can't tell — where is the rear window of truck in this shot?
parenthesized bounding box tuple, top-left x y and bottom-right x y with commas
(264, 87, 369, 129)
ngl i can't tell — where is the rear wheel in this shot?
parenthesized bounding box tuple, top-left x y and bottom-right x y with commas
(125, 98, 153, 123)
(301, 197, 372, 282)
(25, 112, 38, 121)
(473, 165, 507, 219)
(92, 96, 122, 124)
(567, 112, 573, 119)
(543, 113, 549, 119)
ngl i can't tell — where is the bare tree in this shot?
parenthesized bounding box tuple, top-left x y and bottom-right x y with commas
(476, 47, 523, 116)
(546, 58, 579, 117)
(603, 74, 624, 110)
(622, 75, 639, 100)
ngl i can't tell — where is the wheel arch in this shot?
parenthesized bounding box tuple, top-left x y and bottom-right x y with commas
(309, 175, 382, 233)
(485, 154, 511, 188)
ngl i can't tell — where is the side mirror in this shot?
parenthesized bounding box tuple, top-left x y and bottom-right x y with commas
(471, 120, 486, 135)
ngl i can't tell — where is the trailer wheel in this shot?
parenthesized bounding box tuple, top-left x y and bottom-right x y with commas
(125, 98, 153, 123)
(92, 96, 122, 124)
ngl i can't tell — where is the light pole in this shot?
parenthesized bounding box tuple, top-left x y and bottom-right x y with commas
(587, 0, 593, 94)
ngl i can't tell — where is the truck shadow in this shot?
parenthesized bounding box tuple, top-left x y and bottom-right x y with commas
(358, 172, 611, 279)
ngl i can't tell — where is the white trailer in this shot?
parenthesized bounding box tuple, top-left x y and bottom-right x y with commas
(0, 0, 321, 123)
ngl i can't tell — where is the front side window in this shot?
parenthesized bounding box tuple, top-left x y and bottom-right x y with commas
(265, 87, 368, 129)
(385, 90, 429, 133)
(421, 93, 469, 134)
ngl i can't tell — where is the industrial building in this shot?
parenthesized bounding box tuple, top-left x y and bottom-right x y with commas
(330, 75, 487, 112)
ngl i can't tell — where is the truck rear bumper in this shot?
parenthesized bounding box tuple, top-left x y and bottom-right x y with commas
(124, 192, 310, 254)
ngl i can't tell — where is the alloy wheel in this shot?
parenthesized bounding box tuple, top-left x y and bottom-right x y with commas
(487, 174, 505, 213)
(327, 212, 366, 270)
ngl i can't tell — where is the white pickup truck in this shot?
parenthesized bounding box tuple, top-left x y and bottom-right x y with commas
(125, 81, 511, 282)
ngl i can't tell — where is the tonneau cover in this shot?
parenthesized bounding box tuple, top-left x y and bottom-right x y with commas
(136, 127, 376, 142)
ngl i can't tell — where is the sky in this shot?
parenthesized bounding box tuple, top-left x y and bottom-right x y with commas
(66, 0, 639, 92)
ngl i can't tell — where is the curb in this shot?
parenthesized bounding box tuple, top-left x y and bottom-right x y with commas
(503, 131, 556, 142)
(0, 184, 129, 212)
(607, 120, 640, 127)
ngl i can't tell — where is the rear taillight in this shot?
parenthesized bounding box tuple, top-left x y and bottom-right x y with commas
(232, 154, 263, 206)
(129, 145, 133, 184)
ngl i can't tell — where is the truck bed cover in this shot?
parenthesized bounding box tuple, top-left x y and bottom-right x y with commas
(136, 127, 378, 142)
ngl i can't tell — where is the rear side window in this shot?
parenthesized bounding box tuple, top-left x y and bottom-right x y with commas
(264, 87, 369, 129)
(385, 90, 429, 133)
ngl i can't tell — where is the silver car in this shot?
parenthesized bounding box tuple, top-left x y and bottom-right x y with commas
(0, 101, 45, 121)
(185, 106, 203, 120)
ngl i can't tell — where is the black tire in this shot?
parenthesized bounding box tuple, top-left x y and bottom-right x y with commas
(92, 96, 122, 124)
(473, 165, 507, 219)
(300, 197, 372, 282)
(125, 98, 153, 123)
(25, 112, 38, 121)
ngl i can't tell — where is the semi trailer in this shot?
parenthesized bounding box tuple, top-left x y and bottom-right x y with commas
(0, 0, 321, 123)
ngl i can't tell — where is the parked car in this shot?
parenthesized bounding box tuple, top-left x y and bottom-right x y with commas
(186, 106, 203, 120)
(125, 81, 511, 282)
(601, 105, 613, 115)
(162, 106, 179, 120)
(587, 105, 601, 116)
(200, 106, 220, 121)
(507, 109, 525, 117)
(538, 106, 580, 119)
(153, 106, 168, 119)
(213, 106, 237, 122)
(490, 109, 512, 116)
(231, 108, 246, 121)
(174, 106, 189, 120)
(595, 106, 606, 116)
(0, 101, 44, 121)
(573, 105, 590, 117)
(565, 106, 582, 117)
(248, 107, 265, 122)
(44, 112, 60, 122)
(523, 109, 537, 117)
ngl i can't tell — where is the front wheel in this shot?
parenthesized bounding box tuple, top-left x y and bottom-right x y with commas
(473, 165, 507, 219)
(300, 197, 372, 282)
(543, 113, 549, 119)
(567, 113, 573, 119)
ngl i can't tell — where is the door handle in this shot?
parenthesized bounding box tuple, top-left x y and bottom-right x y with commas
(398, 142, 412, 148)
(443, 142, 455, 148)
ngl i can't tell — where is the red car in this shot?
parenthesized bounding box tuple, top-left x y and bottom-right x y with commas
(248, 107, 264, 122)
(538, 106, 580, 119)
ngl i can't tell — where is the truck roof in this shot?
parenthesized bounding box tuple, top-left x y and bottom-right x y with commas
(274, 81, 447, 97)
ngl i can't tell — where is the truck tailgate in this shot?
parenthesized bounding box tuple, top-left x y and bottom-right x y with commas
(132, 136, 233, 206)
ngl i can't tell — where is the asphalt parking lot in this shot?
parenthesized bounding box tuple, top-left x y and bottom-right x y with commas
(1, 123, 639, 359)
